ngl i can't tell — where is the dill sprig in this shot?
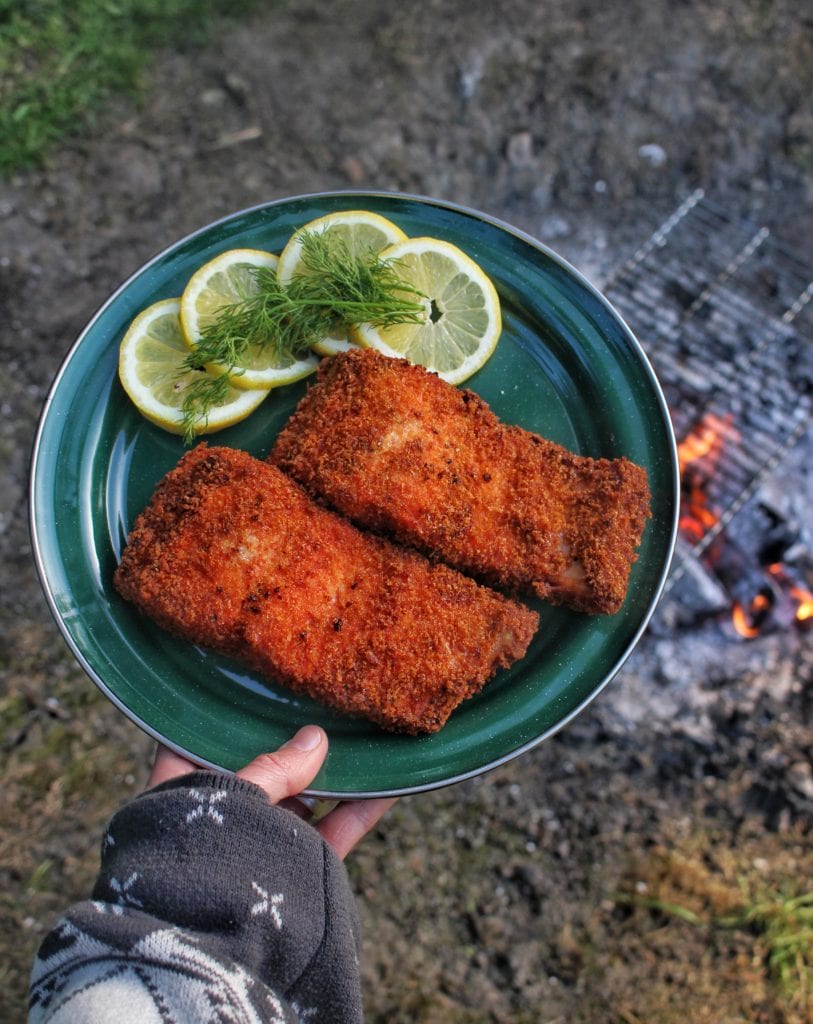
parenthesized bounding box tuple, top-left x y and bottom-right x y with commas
(180, 231, 426, 441)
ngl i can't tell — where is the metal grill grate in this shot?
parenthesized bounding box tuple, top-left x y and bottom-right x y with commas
(601, 190, 813, 574)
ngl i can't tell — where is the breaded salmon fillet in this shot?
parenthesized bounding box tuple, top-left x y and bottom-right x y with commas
(114, 445, 537, 734)
(271, 349, 651, 615)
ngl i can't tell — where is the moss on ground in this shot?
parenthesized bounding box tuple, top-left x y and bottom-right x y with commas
(0, 0, 263, 176)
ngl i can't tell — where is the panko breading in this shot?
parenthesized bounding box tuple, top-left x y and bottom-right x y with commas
(271, 349, 651, 615)
(114, 445, 537, 734)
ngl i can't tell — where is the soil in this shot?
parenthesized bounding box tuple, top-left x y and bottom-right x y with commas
(2, 1, 812, 1020)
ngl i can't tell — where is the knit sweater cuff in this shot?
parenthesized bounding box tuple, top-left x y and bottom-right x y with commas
(30, 772, 363, 1024)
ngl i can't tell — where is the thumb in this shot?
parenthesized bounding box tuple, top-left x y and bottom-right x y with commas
(236, 725, 327, 804)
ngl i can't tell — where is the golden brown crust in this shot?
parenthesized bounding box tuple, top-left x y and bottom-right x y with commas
(114, 445, 538, 733)
(270, 349, 651, 614)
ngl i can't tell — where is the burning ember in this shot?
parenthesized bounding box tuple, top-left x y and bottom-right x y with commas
(765, 564, 813, 628)
(768, 566, 813, 624)
(676, 413, 813, 638)
(677, 412, 737, 543)
(791, 587, 813, 622)
(731, 593, 771, 639)
(731, 574, 813, 638)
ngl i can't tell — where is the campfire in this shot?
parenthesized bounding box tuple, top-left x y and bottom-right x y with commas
(602, 192, 812, 647)
(676, 411, 813, 639)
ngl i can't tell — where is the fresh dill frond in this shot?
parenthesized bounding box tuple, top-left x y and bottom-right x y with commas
(182, 274, 313, 373)
(180, 372, 233, 444)
(291, 231, 426, 328)
(179, 230, 426, 439)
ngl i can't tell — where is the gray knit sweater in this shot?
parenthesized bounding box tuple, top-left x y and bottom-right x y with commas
(29, 772, 364, 1023)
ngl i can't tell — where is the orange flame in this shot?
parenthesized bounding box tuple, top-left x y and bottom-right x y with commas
(731, 593, 771, 639)
(767, 564, 813, 624)
(677, 412, 737, 474)
(675, 418, 810, 637)
(679, 480, 720, 542)
(790, 586, 813, 622)
(677, 413, 737, 543)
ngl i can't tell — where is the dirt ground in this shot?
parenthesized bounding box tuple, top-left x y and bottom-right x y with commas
(2, 1, 812, 1020)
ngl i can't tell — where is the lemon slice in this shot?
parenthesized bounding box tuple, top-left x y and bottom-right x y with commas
(119, 298, 268, 435)
(351, 237, 501, 384)
(277, 210, 408, 356)
(180, 248, 318, 390)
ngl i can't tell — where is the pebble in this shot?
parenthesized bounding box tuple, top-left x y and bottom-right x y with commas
(340, 155, 365, 184)
(224, 72, 250, 102)
(200, 88, 227, 106)
(787, 761, 813, 800)
(506, 131, 534, 166)
(458, 57, 484, 100)
(639, 142, 668, 167)
(541, 214, 571, 240)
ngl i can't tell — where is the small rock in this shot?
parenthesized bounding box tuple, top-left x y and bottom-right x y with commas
(458, 56, 484, 100)
(340, 155, 365, 184)
(506, 131, 534, 167)
(201, 87, 227, 106)
(540, 214, 571, 240)
(26, 206, 48, 226)
(787, 761, 813, 800)
(639, 142, 668, 167)
(224, 72, 250, 102)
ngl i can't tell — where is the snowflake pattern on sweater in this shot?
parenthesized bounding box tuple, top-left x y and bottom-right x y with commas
(29, 773, 364, 1024)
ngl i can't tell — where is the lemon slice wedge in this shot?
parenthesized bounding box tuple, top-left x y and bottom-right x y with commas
(351, 237, 501, 384)
(277, 211, 407, 356)
(118, 298, 268, 435)
(180, 248, 318, 390)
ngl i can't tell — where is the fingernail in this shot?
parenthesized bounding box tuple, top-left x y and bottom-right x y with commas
(285, 725, 324, 752)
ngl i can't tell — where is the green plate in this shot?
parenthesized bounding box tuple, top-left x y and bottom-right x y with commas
(30, 192, 678, 798)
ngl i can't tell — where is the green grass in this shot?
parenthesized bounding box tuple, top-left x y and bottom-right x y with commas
(616, 876, 813, 1011)
(0, 0, 261, 176)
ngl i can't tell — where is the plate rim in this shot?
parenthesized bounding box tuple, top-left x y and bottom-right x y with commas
(29, 189, 680, 798)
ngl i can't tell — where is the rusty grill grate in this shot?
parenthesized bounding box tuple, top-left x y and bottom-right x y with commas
(601, 190, 813, 581)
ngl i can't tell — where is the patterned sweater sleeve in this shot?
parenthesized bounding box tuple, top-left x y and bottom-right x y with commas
(29, 771, 364, 1024)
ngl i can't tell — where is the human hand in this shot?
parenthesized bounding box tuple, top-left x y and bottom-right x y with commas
(146, 725, 396, 860)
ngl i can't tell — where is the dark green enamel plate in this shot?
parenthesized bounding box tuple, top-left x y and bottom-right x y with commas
(30, 192, 678, 798)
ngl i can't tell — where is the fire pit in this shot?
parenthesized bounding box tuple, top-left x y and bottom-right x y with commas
(607, 191, 812, 632)
(599, 191, 813, 774)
